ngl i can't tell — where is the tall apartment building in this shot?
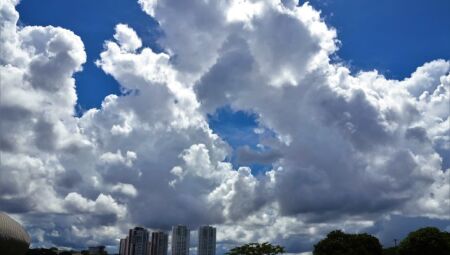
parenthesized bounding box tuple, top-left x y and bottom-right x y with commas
(151, 231, 168, 255)
(197, 226, 216, 255)
(171, 225, 190, 255)
(119, 227, 150, 255)
(119, 237, 129, 255)
(88, 246, 106, 255)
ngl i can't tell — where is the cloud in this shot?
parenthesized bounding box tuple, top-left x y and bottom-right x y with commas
(64, 193, 127, 219)
(111, 183, 138, 198)
(139, 0, 449, 251)
(235, 146, 282, 166)
(113, 24, 143, 52)
(0, 0, 89, 218)
(1, 0, 449, 253)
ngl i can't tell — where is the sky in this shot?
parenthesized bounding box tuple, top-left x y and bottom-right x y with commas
(1, 0, 450, 253)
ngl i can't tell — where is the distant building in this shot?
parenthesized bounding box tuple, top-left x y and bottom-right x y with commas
(151, 231, 168, 255)
(88, 246, 106, 255)
(171, 225, 190, 255)
(120, 227, 150, 255)
(198, 226, 216, 255)
(120, 237, 129, 255)
(147, 241, 152, 255)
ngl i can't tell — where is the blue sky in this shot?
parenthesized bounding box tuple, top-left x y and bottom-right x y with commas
(17, 0, 450, 173)
(18, 0, 450, 111)
(310, 0, 450, 79)
(4, 0, 450, 253)
(17, 0, 163, 112)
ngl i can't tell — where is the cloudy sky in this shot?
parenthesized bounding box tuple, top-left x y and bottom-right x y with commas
(1, 0, 450, 253)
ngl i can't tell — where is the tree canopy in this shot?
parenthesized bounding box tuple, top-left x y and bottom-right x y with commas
(26, 248, 58, 255)
(226, 242, 285, 255)
(313, 230, 382, 255)
(397, 227, 450, 255)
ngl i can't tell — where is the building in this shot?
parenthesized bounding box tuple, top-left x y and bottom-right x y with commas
(120, 237, 129, 255)
(120, 227, 150, 255)
(0, 212, 31, 255)
(171, 225, 190, 255)
(197, 226, 216, 255)
(151, 231, 168, 255)
(88, 246, 106, 255)
(131, 227, 150, 255)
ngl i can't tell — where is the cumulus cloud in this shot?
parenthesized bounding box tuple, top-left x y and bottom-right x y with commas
(0, 0, 90, 218)
(113, 24, 143, 52)
(0, 0, 127, 247)
(137, 0, 449, 251)
(1, 0, 449, 253)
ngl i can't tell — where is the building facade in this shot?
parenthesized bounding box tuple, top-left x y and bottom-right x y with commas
(151, 231, 168, 255)
(120, 227, 150, 255)
(119, 237, 129, 255)
(88, 246, 106, 255)
(197, 226, 216, 255)
(171, 225, 190, 255)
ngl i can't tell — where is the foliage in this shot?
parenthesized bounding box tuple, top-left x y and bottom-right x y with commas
(382, 247, 398, 255)
(397, 227, 450, 255)
(226, 242, 285, 255)
(27, 248, 58, 255)
(27, 248, 92, 255)
(313, 230, 382, 255)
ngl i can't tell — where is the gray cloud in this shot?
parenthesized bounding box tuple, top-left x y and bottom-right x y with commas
(235, 146, 282, 166)
(1, 0, 449, 253)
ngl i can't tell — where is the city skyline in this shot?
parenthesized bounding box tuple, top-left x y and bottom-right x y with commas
(119, 225, 216, 255)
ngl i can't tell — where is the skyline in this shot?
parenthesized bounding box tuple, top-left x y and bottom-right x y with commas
(1, 0, 450, 254)
(120, 225, 214, 255)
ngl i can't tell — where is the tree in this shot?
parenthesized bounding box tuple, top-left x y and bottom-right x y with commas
(26, 248, 58, 255)
(397, 227, 450, 255)
(382, 247, 398, 255)
(226, 242, 285, 255)
(313, 230, 382, 255)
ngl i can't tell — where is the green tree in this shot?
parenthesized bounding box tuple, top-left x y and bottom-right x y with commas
(313, 230, 382, 255)
(226, 242, 285, 255)
(382, 247, 398, 255)
(26, 248, 58, 255)
(397, 227, 450, 255)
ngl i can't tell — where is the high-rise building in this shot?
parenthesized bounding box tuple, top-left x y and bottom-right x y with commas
(132, 227, 151, 255)
(197, 226, 216, 255)
(120, 237, 129, 255)
(151, 231, 168, 255)
(88, 246, 106, 255)
(171, 225, 190, 255)
(147, 242, 152, 255)
(120, 227, 150, 255)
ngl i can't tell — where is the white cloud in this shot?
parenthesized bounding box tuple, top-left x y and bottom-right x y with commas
(111, 183, 138, 198)
(226, 0, 264, 24)
(100, 150, 137, 167)
(140, 0, 449, 250)
(1, 0, 449, 253)
(113, 23, 143, 52)
(64, 192, 127, 217)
